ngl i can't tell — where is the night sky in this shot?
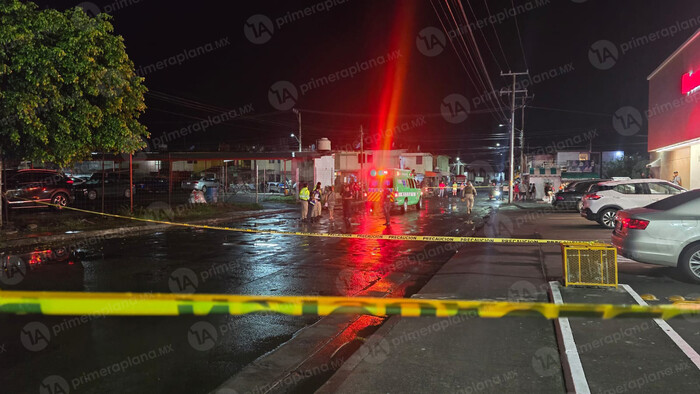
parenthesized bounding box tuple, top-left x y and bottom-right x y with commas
(41, 0, 700, 164)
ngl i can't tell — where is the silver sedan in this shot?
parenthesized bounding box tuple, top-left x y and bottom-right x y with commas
(611, 189, 700, 283)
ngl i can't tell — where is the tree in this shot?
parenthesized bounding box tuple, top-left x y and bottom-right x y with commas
(602, 153, 649, 179)
(0, 0, 148, 165)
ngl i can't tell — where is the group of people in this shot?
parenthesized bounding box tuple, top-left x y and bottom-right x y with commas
(298, 182, 337, 223)
(299, 182, 358, 226)
(436, 180, 477, 199)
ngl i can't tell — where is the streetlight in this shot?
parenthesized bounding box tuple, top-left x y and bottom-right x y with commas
(496, 143, 500, 147)
(290, 133, 301, 150)
(292, 108, 301, 152)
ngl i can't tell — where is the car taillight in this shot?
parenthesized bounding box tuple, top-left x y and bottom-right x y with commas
(620, 218, 649, 230)
(585, 193, 601, 200)
(66, 179, 73, 184)
(556, 196, 564, 200)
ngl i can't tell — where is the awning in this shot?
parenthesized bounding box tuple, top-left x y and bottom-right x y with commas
(646, 157, 661, 168)
(424, 171, 438, 177)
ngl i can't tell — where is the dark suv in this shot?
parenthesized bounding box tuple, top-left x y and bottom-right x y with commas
(75, 171, 135, 200)
(3, 169, 74, 209)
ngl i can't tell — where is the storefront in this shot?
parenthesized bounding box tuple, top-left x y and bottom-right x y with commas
(647, 29, 700, 189)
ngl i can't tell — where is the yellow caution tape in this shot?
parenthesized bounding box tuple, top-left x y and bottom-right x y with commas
(1, 290, 699, 320)
(10, 198, 603, 246)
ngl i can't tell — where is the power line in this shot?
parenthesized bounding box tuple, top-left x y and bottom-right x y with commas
(528, 106, 611, 117)
(483, 0, 511, 71)
(453, 0, 510, 122)
(509, 0, 529, 71)
(430, 0, 507, 124)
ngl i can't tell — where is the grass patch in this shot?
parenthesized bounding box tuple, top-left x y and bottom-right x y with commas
(124, 202, 263, 221)
(265, 195, 297, 204)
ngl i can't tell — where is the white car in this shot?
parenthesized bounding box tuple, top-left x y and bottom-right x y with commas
(580, 179, 685, 228)
(180, 173, 220, 192)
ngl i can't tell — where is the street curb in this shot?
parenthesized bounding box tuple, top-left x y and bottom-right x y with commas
(0, 208, 295, 250)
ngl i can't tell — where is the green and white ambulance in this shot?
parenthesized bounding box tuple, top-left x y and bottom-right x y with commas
(365, 168, 423, 212)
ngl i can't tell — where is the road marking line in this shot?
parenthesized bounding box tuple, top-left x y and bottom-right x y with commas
(620, 283, 700, 371)
(549, 281, 591, 394)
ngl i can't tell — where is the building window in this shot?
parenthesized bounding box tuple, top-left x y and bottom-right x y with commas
(357, 154, 373, 163)
(416, 156, 423, 165)
(269, 160, 275, 164)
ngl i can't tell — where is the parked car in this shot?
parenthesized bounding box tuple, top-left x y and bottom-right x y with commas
(580, 179, 685, 228)
(181, 173, 219, 192)
(134, 176, 169, 193)
(553, 179, 608, 211)
(2, 169, 74, 209)
(75, 171, 135, 200)
(266, 182, 287, 193)
(612, 189, 700, 283)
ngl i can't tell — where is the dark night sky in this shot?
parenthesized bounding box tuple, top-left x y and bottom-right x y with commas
(41, 0, 700, 164)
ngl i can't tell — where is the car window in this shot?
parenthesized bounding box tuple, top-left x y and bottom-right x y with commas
(613, 184, 635, 194)
(590, 184, 611, 192)
(646, 189, 700, 210)
(13, 173, 33, 183)
(648, 182, 681, 195)
(573, 182, 597, 192)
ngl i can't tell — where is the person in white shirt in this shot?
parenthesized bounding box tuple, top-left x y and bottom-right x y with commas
(671, 171, 682, 186)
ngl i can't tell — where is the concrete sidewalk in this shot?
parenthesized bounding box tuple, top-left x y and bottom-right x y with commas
(317, 205, 567, 393)
(318, 204, 700, 393)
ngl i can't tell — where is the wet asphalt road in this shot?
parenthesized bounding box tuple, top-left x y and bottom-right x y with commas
(0, 195, 495, 394)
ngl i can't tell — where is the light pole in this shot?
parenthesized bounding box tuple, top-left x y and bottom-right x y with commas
(290, 133, 301, 151)
(292, 108, 301, 152)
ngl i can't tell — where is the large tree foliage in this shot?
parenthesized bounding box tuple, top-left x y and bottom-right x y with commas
(0, 0, 147, 165)
(602, 153, 649, 179)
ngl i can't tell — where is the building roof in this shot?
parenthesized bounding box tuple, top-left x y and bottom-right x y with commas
(647, 28, 700, 80)
(97, 151, 322, 162)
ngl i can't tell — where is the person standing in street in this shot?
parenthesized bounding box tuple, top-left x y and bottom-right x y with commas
(464, 181, 477, 214)
(452, 181, 458, 197)
(299, 183, 310, 222)
(311, 182, 322, 221)
(381, 184, 394, 226)
(342, 184, 353, 228)
(513, 182, 520, 201)
(439, 180, 446, 198)
(326, 186, 336, 221)
(671, 171, 682, 186)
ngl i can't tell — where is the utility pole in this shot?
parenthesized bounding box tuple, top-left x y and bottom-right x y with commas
(293, 108, 302, 152)
(519, 94, 534, 183)
(500, 71, 529, 204)
(359, 125, 364, 188)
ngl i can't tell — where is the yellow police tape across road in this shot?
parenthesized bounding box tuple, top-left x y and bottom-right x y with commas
(1, 290, 699, 320)
(14, 198, 602, 246)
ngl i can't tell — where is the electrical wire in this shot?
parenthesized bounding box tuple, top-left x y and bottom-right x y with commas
(509, 0, 529, 71)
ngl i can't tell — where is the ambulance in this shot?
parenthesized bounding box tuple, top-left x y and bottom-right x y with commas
(364, 169, 423, 212)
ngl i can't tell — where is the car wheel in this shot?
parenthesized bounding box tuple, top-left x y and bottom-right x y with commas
(87, 190, 98, 200)
(51, 193, 69, 210)
(598, 208, 617, 229)
(201, 185, 207, 193)
(401, 198, 408, 213)
(679, 243, 700, 284)
(417, 197, 423, 210)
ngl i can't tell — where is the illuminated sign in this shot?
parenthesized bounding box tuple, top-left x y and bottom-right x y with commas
(681, 71, 700, 95)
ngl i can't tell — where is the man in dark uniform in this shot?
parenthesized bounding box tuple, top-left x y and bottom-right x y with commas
(381, 184, 394, 226)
